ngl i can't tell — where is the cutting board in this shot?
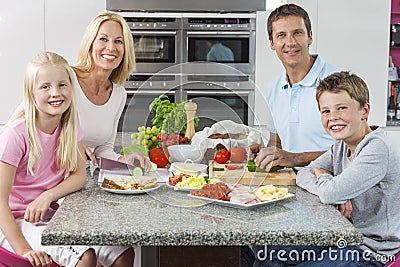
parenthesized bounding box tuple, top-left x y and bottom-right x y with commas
(208, 161, 296, 186)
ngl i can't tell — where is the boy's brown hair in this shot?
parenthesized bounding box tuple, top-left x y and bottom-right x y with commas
(316, 71, 370, 109)
(267, 4, 312, 41)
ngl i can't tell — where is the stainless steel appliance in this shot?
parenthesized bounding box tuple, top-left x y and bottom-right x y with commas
(181, 75, 254, 130)
(117, 12, 257, 132)
(121, 13, 182, 74)
(107, 0, 265, 13)
(182, 14, 255, 75)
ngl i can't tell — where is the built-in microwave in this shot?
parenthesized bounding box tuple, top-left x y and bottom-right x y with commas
(182, 15, 256, 75)
(121, 14, 182, 74)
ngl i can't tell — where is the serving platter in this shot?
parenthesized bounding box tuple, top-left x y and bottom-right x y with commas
(100, 184, 160, 195)
(187, 193, 295, 209)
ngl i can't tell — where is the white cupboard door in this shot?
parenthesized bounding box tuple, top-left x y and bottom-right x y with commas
(317, 0, 390, 127)
(0, 0, 45, 124)
(254, 0, 317, 127)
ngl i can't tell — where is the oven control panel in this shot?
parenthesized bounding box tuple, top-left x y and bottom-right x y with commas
(184, 17, 255, 31)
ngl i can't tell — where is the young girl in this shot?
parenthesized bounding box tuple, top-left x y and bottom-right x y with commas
(0, 52, 133, 267)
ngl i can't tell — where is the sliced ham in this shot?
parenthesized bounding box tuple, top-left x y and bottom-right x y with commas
(228, 185, 258, 204)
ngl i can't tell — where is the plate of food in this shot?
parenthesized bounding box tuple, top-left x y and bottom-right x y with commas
(187, 183, 295, 209)
(100, 175, 159, 195)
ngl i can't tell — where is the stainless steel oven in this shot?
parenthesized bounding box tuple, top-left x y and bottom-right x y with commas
(182, 14, 256, 75)
(119, 72, 255, 132)
(118, 88, 176, 132)
(120, 13, 182, 74)
(117, 13, 257, 132)
(178, 74, 254, 130)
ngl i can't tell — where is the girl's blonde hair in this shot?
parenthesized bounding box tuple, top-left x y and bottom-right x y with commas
(74, 11, 136, 85)
(13, 51, 80, 176)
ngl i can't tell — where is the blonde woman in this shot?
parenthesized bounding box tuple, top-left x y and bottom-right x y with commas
(0, 51, 134, 267)
(73, 11, 149, 169)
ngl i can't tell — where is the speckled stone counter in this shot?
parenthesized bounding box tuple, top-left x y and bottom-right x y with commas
(42, 170, 363, 247)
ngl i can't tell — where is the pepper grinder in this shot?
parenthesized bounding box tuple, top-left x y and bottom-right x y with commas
(184, 100, 197, 140)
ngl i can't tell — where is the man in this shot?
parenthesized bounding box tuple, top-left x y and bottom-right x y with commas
(255, 3, 339, 170)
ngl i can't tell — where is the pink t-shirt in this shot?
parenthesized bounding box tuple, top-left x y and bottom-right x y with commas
(0, 119, 83, 219)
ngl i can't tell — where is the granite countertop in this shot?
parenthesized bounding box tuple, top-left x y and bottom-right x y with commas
(42, 169, 363, 247)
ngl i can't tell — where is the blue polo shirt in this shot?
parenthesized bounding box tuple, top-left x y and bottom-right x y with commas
(265, 55, 339, 153)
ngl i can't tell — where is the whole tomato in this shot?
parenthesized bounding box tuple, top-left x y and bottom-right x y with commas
(229, 147, 247, 163)
(149, 148, 169, 168)
(214, 149, 230, 164)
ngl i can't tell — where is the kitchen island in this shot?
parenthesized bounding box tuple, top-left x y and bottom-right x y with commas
(42, 168, 363, 266)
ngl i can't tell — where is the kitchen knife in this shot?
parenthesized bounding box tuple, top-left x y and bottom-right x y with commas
(99, 157, 144, 175)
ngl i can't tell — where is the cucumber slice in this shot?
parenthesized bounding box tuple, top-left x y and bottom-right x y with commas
(132, 167, 144, 177)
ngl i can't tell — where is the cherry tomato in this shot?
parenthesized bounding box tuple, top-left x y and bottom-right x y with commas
(229, 147, 247, 163)
(214, 149, 230, 164)
(149, 148, 169, 168)
(169, 176, 182, 186)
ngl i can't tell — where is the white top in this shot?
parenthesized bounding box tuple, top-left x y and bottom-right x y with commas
(72, 71, 127, 161)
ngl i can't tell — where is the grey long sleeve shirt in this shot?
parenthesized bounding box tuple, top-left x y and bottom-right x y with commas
(297, 128, 400, 256)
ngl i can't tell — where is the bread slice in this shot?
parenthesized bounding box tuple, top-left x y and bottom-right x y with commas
(132, 176, 157, 188)
(101, 178, 126, 190)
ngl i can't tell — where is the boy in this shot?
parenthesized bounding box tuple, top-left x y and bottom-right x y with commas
(296, 71, 400, 265)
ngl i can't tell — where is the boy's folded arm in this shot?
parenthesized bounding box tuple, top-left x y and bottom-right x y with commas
(296, 150, 333, 196)
(315, 150, 388, 204)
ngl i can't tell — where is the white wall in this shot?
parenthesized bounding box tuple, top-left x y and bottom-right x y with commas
(0, 0, 105, 125)
(316, 0, 390, 127)
(45, 0, 106, 65)
(0, 0, 45, 123)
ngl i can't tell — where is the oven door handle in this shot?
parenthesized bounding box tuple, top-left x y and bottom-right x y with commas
(130, 31, 177, 35)
(126, 90, 175, 95)
(186, 90, 250, 96)
(186, 31, 250, 36)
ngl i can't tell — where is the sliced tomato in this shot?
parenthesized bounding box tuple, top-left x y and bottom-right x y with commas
(225, 164, 242, 170)
(169, 176, 182, 186)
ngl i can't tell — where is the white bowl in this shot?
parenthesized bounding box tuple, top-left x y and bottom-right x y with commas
(169, 161, 208, 176)
(167, 144, 205, 163)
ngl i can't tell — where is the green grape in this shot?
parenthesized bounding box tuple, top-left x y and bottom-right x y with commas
(151, 136, 157, 141)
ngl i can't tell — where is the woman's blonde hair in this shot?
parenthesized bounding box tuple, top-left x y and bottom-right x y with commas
(13, 51, 80, 176)
(74, 11, 135, 85)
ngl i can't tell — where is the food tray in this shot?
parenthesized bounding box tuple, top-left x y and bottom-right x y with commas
(187, 193, 295, 209)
